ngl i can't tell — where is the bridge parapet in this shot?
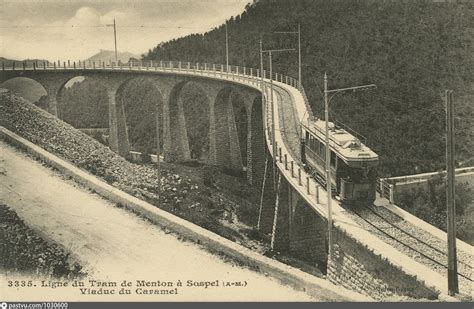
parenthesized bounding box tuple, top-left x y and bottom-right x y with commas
(385, 166, 474, 185)
(1, 58, 301, 91)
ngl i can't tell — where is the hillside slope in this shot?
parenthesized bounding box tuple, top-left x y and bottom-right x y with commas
(0, 92, 267, 254)
(0, 57, 51, 67)
(143, 0, 474, 177)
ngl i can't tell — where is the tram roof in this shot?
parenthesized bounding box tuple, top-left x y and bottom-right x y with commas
(303, 118, 378, 163)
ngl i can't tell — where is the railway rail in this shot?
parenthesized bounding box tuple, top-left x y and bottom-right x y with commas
(348, 204, 473, 294)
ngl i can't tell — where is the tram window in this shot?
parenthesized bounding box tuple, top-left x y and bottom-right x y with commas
(367, 167, 377, 180)
(338, 157, 349, 178)
(338, 157, 346, 170)
(320, 143, 326, 160)
(330, 151, 337, 168)
(348, 168, 365, 181)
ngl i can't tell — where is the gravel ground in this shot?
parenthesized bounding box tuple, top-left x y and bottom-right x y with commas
(346, 204, 473, 298)
(373, 205, 473, 269)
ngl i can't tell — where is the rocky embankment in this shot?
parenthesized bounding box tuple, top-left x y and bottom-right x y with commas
(0, 92, 266, 252)
(0, 203, 85, 278)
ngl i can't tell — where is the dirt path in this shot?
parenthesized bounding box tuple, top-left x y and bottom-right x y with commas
(0, 140, 316, 301)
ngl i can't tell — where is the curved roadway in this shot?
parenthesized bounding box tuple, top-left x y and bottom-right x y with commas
(0, 140, 318, 301)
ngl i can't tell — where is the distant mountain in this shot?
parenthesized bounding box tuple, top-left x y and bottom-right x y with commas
(84, 50, 139, 64)
(0, 57, 51, 67)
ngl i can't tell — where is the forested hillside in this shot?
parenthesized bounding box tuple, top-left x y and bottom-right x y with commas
(58, 78, 109, 128)
(143, 0, 473, 177)
(0, 77, 47, 104)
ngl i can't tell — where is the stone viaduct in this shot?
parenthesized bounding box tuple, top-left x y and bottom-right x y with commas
(0, 61, 456, 300)
(0, 64, 266, 184)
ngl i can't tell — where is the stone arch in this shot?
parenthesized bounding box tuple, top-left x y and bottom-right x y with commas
(115, 76, 164, 155)
(230, 91, 249, 168)
(165, 80, 209, 162)
(290, 199, 328, 269)
(0, 76, 48, 108)
(249, 95, 265, 185)
(179, 82, 211, 161)
(56, 75, 109, 128)
(213, 86, 247, 171)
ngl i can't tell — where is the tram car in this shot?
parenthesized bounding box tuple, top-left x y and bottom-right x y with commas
(300, 118, 378, 206)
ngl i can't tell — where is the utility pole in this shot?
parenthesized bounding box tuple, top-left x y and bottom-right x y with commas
(106, 19, 118, 64)
(274, 23, 302, 87)
(260, 39, 265, 143)
(259, 39, 264, 81)
(445, 89, 459, 295)
(269, 51, 276, 192)
(225, 23, 229, 72)
(261, 47, 295, 192)
(156, 103, 161, 207)
(298, 23, 301, 87)
(324, 74, 376, 259)
(113, 19, 118, 64)
(324, 73, 333, 259)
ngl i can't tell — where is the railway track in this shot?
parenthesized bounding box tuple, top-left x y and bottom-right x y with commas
(349, 204, 473, 294)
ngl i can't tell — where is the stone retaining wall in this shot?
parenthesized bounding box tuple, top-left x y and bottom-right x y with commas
(327, 227, 439, 300)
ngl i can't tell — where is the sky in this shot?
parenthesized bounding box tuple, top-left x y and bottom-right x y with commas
(0, 0, 250, 61)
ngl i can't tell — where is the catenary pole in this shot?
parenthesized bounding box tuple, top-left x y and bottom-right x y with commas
(113, 19, 118, 64)
(156, 102, 161, 206)
(261, 47, 295, 193)
(225, 23, 229, 72)
(445, 89, 459, 295)
(298, 23, 301, 87)
(269, 51, 276, 192)
(324, 72, 333, 259)
(274, 24, 302, 87)
(106, 20, 118, 64)
(323, 75, 375, 260)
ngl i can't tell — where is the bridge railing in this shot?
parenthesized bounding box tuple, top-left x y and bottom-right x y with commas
(2, 59, 301, 88)
(377, 178, 394, 204)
